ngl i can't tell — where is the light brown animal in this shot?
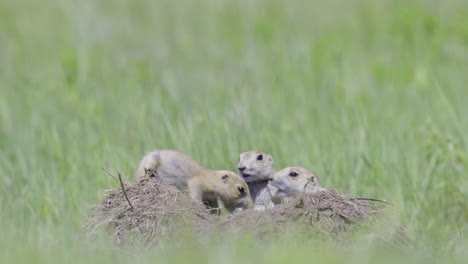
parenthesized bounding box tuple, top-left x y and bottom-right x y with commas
(136, 150, 254, 212)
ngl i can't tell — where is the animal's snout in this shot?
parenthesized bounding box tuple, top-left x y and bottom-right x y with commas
(269, 180, 284, 190)
(238, 167, 246, 173)
(234, 196, 254, 211)
(244, 197, 254, 209)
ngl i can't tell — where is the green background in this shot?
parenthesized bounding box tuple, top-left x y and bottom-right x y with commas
(0, 0, 466, 263)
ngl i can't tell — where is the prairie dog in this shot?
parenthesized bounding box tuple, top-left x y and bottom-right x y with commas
(136, 150, 254, 212)
(237, 151, 275, 202)
(252, 184, 278, 211)
(253, 167, 324, 211)
(269, 167, 325, 197)
(270, 167, 394, 205)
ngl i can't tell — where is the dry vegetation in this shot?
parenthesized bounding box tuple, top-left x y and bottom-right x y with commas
(87, 177, 411, 250)
(86, 178, 211, 246)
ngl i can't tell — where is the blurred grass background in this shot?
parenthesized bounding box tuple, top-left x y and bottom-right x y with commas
(0, 0, 467, 263)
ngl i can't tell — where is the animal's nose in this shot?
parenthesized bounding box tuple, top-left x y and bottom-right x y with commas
(241, 196, 254, 209)
(247, 198, 254, 208)
(238, 167, 246, 172)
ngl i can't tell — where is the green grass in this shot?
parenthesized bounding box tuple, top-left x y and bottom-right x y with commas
(1, 0, 467, 262)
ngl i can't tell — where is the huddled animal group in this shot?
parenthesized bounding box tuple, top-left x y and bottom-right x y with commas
(136, 149, 390, 213)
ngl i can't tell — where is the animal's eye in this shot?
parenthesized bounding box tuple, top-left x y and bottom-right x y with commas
(237, 186, 245, 193)
(289, 171, 298, 177)
(257, 155, 263, 161)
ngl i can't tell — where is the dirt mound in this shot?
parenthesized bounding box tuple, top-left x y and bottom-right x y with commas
(205, 190, 385, 240)
(85, 178, 212, 245)
(86, 178, 407, 248)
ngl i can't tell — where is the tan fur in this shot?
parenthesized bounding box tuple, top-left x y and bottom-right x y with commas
(136, 150, 253, 212)
(237, 150, 277, 211)
(268, 167, 393, 206)
(252, 184, 277, 211)
(270, 167, 326, 198)
(237, 151, 275, 182)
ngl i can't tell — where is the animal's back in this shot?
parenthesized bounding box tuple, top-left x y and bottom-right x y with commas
(157, 150, 205, 189)
(136, 150, 205, 189)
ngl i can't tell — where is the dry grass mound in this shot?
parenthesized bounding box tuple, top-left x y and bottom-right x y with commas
(85, 178, 212, 246)
(206, 190, 411, 251)
(86, 178, 408, 249)
(208, 190, 385, 239)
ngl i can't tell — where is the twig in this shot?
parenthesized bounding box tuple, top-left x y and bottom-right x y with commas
(103, 168, 134, 210)
(355, 196, 395, 206)
(299, 180, 311, 201)
(117, 172, 134, 210)
(102, 168, 118, 182)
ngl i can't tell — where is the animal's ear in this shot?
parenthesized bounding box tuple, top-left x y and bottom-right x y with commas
(222, 175, 229, 183)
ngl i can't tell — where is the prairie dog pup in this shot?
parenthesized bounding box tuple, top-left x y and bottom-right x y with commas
(237, 151, 275, 182)
(253, 167, 324, 211)
(136, 150, 202, 188)
(252, 184, 278, 211)
(270, 167, 325, 197)
(237, 151, 275, 202)
(136, 150, 253, 212)
(188, 170, 253, 213)
(270, 166, 395, 205)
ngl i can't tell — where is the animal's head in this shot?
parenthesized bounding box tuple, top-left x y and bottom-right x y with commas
(270, 167, 324, 197)
(215, 170, 254, 212)
(237, 151, 275, 182)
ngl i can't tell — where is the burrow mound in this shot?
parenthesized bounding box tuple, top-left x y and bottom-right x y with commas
(86, 178, 408, 247)
(211, 190, 384, 238)
(85, 178, 212, 245)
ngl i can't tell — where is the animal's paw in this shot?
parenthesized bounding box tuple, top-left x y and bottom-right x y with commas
(253, 205, 266, 212)
(233, 208, 244, 213)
